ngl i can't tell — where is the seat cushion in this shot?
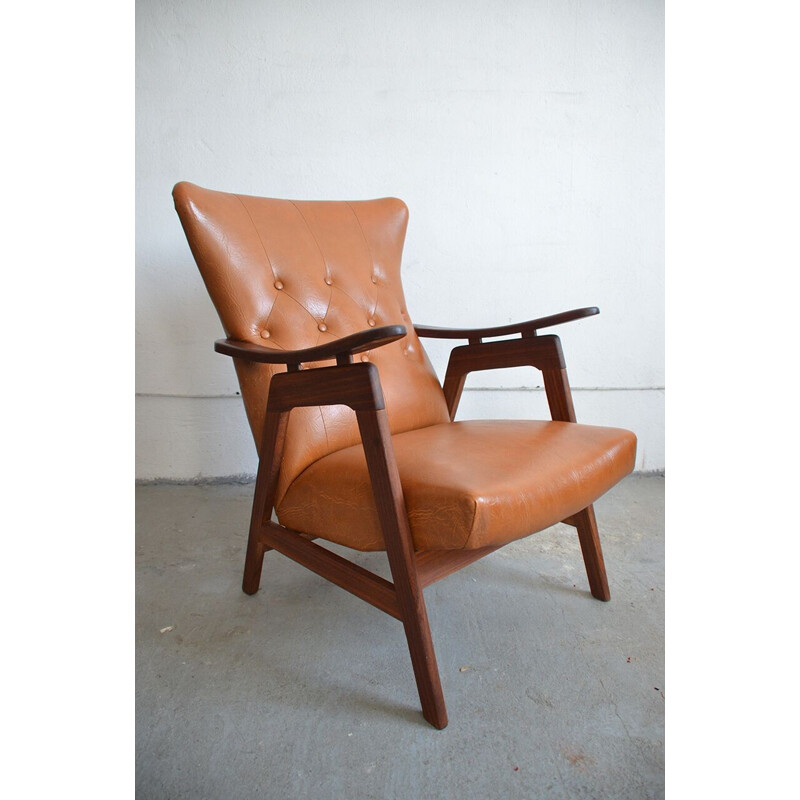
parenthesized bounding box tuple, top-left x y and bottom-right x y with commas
(276, 420, 637, 552)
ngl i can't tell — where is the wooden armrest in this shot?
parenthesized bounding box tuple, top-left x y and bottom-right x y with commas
(214, 325, 407, 367)
(414, 307, 599, 341)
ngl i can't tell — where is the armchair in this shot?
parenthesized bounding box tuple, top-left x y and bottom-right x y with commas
(172, 182, 637, 729)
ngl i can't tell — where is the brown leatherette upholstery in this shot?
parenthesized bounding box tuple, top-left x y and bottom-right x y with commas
(173, 182, 637, 552)
(278, 420, 636, 551)
(173, 183, 450, 506)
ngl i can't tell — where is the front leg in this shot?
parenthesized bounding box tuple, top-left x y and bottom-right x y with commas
(439, 333, 611, 600)
(242, 408, 289, 594)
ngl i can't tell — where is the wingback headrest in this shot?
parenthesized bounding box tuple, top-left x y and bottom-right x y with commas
(173, 182, 449, 501)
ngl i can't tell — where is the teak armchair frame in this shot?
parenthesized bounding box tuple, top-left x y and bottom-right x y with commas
(219, 307, 609, 730)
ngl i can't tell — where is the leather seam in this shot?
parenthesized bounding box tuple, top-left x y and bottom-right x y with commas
(461, 496, 481, 550)
(346, 202, 380, 319)
(233, 194, 279, 281)
(233, 194, 281, 334)
(329, 281, 370, 318)
(289, 201, 334, 324)
(317, 405, 331, 459)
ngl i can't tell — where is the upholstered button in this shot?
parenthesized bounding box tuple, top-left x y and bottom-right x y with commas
(361, 354, 369, 362)
(260, 330, 270, 339)
(371, 275, 378, 284)
(368, 318, 376, 327)
(274, 280, 284, 290)
(318, 323, 327, 332)
(324, 277, 333, 286)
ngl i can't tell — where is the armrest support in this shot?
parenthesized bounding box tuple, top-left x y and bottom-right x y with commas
(248, 355, 440, 714)
(243, 360, 401, 594)
(442, 334, 577, 423)
(424, 307, 599, 421)
(267, 362, 386, 412)
(215, 324, 407, 368)
(414, 307, 598, 342)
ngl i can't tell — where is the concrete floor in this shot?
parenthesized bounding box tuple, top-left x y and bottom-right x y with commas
(136, 475, 664, 799)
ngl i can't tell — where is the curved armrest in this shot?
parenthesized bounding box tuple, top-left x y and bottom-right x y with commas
(414, 307, 599, 341)
(215, 324, 407, 367)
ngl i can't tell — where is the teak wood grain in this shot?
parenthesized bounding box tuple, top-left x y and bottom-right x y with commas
(415, 546, 500, 588)
(262, 521, 401, 619)
(414, 306, 599, 340)
(356, 407, 448, 729)
(441, 334, 566, 420)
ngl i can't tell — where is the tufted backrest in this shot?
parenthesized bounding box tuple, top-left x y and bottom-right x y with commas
(173, 182, 450, 503)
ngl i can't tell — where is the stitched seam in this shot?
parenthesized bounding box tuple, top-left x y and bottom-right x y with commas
(370, 270, 380, 318)
(234, 195, 279, 280)
(234, 194, 281, 333)
(277, 286, 327, 324)
(258, 292, 312, 351)
(289, 201, 333, 324)
(461, 497, 481, 549)
(329, 281, 366, 312)
(346, 202, 380, 318)
(317, 405, 331, 455)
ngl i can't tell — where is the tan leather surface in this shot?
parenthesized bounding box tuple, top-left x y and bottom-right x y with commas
(173, 182, 450, 504)
(278, 420, 637, 551)
(174, 182, 637, 554)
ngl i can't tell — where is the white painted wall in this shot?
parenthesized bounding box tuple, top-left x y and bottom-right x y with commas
(136, 0, 664, 480)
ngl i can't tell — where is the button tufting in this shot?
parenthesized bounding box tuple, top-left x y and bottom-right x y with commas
(371, 275, 378, 284)
(318, 323, 327, 332)
(324, 277, 333, 286)
(368, 318, 376, 327)
(274, 280, 284, 290)
(361, 354, 369, 362)
(260, 330, 270, 339)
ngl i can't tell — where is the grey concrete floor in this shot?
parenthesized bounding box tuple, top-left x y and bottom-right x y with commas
(136, 475, 664, 799)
